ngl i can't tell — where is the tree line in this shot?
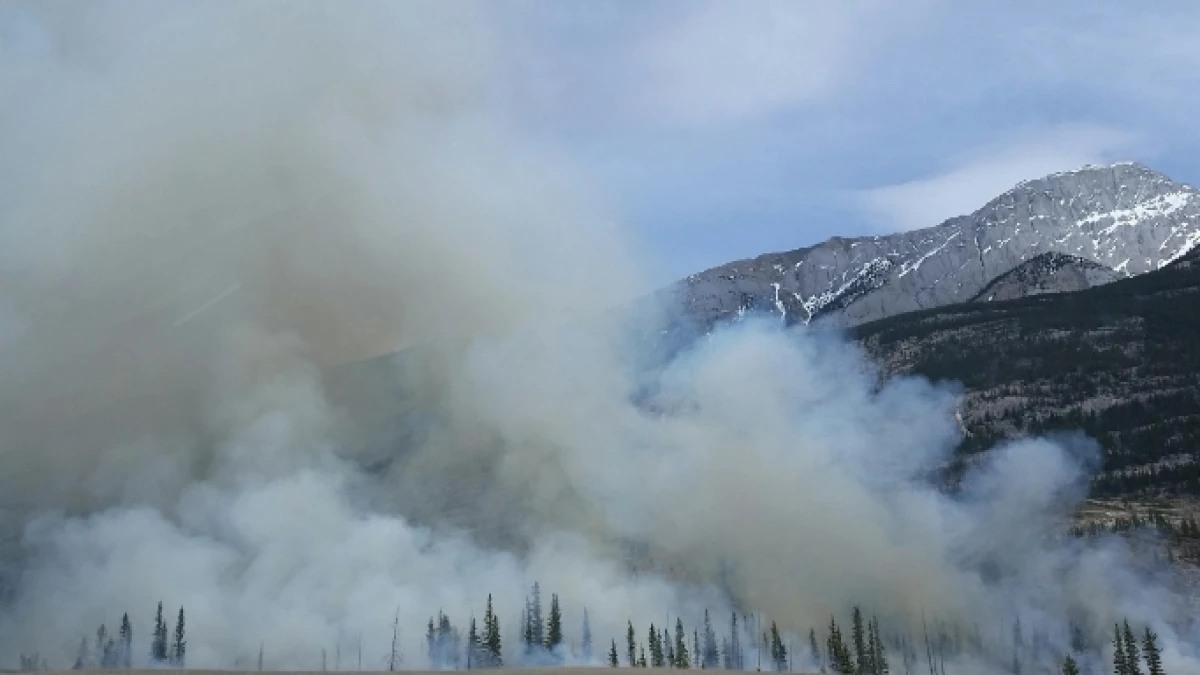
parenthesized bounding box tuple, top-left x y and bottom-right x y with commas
(17, 601, 187, 671)
(14, 588, 1175, 674)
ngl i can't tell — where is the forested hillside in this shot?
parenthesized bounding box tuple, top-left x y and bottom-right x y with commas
(855, 247, 1200, 496)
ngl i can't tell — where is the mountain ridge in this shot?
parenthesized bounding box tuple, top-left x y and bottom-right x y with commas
(969, 251, 1120, 302)
(660, 162, 1200, 329)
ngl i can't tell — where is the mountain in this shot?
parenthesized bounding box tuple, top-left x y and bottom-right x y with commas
(969, 252, 1120, 302)
(661, 162, 1200, 328)
(853, 244, 1200, 495)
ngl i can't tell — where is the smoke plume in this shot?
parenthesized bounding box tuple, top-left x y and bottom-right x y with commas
(0, 2, 1196, 673)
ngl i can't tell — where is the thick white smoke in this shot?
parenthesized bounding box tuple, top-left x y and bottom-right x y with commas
(0, 2, 1197, 673)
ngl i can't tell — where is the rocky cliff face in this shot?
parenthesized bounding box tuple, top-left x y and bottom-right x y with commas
(661, 162, 1200, 328)
(970, 252, 1120, 302)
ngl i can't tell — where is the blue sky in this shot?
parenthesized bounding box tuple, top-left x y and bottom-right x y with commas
(483, 1, 1200, 284)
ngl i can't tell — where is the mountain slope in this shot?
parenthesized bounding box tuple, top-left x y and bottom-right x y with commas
(969, 252, 1120, 302)
(662, 162, 1200, 328)
(853, 245, 1200, 495)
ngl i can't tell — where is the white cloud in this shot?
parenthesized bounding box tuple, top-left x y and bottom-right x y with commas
(856, 124, 1142, 233)
(627, 0, 919, 128)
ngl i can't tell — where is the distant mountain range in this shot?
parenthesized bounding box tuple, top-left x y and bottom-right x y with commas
(329, 162, 1200, 500)
(660, 162, 1200, 328)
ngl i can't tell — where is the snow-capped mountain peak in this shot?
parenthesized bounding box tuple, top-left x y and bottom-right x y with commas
(663, 162, 1200, 328)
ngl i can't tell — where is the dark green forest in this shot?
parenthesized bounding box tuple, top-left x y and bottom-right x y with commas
(854, 248, 1200, 497)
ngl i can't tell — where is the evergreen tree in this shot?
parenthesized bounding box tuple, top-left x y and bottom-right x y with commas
(119, 613, 133, 669)
(870, 618, 888, 675)
(468, 617, 481, 669)
(152, 602, 168, 663)
(676, 618, 691, 669)
(486, 598, 503, 667)
(1113, 624, 1129, 675)
(609, 640, 620, 668)
(828, 617, 854, 675)
(852, 608, 867, 675)
(582, 608, 594, 663)
(649, 624, 664, 668)
(694, 630, 702, 670)
(530, 583, 544, 649)
(639, 645, 647, 668)
(1142, 627, 1164, 675)
(862, 618, 877, 675)
(426, 611, 460, 668)
(172, 606, 186, 668)
(731, 613, 743, 670)
(427, 618, 437, 663)
(628, 621, 637, 667)
(1123, 621, 1142, 675)
(546, 594, 563, 653)
(809, 629, 822, 673)
(703, 611, 719, 669)
(1061, 654, 1080, 675)
(96, 625, 108, 669)
(390, 611, 403, 671)
(524, 599, 535, 655)
(664, 627, 674, 667)
(769, 621, 786, 671)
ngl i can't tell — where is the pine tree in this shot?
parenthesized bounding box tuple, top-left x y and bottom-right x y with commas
(96, 624, 118, 669)
(639, 645, 647, 668)
(391, 611, 403, 671)
(119, 613, 133, 669)
(828, 617, 854, 675)
(152, 602, 168, 663)
(628, 621, 638, 667)
(703, 611, 719, 669)
(649, 624, 664, 667)
(609, 640, 620, 668)
(582, 608, 594, 663)
(427, 618, 437, 664)
(1113, 624, 1129, 675)
(862, 618, 877, 675)
(1123, 621, 1142, 675)
(870, 618, 887, 675)
(483, 594, 502, 668)
(852, 608, 867, 675)
(769, 621, 786, 671)
(546, 594, 563, 653)
(1061, 654, 1080, 675)
(468, 617, 481, 669)
(731, 613, 743, 670)
(664, 627, 674, 668)
(676, 618, 691, 669)
(530, 583, 544, 649)
(694, 630, 702, 670)
(1142, 627, 1164, 675)
(809, 629, 822, 673)
(172, 606, 186, 668)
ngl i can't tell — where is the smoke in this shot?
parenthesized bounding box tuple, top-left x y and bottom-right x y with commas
(0, 2, 1196, 673)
